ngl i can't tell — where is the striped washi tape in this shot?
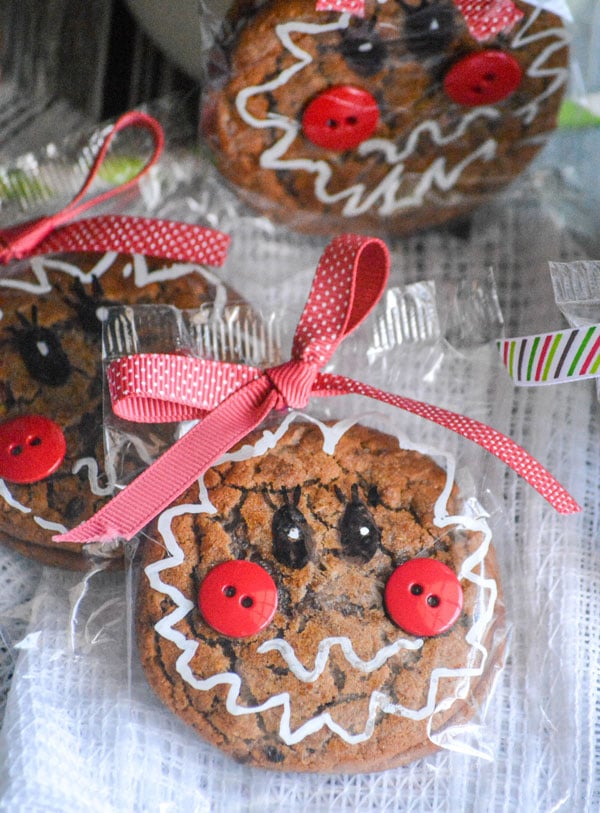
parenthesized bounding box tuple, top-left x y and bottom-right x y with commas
(498, 323, 600, 385)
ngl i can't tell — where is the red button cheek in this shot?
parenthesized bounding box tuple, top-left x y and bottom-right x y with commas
(444, 51, 523, 107)
(302, 85, 379, 151)
(198, 560, 278, 638)
(384, 558, 463, 637)
(0, 415, 67, 484)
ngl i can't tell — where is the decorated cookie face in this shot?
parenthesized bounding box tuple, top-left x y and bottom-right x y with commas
(201, 0, 569, 236)
(0, 253, 232, 569)
(137, 416, 503, 772)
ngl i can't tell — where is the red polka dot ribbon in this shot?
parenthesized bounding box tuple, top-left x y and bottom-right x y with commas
(0, 111, 230, 268)
(315, 0, 525, 41)
(55, 234, 580, 546)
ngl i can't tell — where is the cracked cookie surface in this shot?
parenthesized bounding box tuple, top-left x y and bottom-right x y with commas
(137, 418, 504, 772)
(201, 0, 568, 236)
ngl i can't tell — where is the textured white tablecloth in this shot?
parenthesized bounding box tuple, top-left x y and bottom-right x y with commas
(0, 128, 598, 812)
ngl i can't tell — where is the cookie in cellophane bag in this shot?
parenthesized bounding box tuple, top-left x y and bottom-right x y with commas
(0, 251, 237, 570)
(135, 412, 506, 773)
(199, 0, 569, 236)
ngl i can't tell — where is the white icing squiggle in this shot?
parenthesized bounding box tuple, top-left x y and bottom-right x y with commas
(257, 635, 423, 682)
(0, 480, 31, 513)
(146, 413, 498, 746)
(233, 5, 568, 218)
(72, 457, 117, 497)
(511, 11, 570, 126)
(0, 253, 229, 298)
(33, 517, 68, 534)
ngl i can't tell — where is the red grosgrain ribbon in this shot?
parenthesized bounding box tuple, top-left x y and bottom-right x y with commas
(315, 0, 524, 41)
(0, 111, 230, 267)
(55, 234, 579, 545)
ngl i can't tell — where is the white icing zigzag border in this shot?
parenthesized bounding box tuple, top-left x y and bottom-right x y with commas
(146, 413, 498, 747)
(233, 5, 568, 217)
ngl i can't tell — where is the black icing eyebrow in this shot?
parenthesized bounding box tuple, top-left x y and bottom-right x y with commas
(367, 484, 381, 507)
(339, 484, 381, 562)
(271, 486, 315, 570)
(60, 276, 114, 336)
(397, 1, 457, 59)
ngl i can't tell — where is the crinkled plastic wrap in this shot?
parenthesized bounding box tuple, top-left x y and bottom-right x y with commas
(550, 259, 600, 398)
(81, 263, 509, 782)
(197, 0, 575, 237)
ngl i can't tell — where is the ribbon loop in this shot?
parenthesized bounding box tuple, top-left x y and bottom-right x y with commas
(292, 234, 389, 365)
(0, 111, 231, 269)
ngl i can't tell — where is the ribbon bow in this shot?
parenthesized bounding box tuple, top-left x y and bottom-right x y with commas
(316, 0, 571, 41)
(56, 234, 579, 545)
(316, 0, 524, 41)
(0, 111, 230, 268)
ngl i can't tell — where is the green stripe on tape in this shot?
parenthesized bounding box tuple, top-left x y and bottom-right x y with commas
(527, 336, 540, 381)
(542, 333, 563, 381)
(509, 340, 516, 379)
(568, 326, 596, 377)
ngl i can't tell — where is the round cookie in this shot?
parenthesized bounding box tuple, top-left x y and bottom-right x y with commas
(0, 251, 238, 570)
(200, 0, 569, 236)
(136, 416, 505, 772)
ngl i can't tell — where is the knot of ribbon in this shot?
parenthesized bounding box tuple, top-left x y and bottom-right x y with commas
(55, 233, 580, 546)
(265, 361, 321, 410)
(0, 110, 230, 268)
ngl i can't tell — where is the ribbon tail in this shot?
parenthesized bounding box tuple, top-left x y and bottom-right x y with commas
(315, 373, 581, 515)
(38, 217, 231, 266)
(54, 377, 278, 543)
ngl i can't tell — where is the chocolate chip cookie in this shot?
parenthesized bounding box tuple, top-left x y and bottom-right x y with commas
(136, 416, 504, 772)
(0, 251, 238, 570)
(201, 0, 568, 236)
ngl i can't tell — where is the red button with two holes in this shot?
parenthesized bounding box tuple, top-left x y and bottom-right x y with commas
(0, 415, 66, 484)
(302, 85, 379, 151)
(444, 51, 523, 107)
(384, 558, 463, 637)
(198, 560, 278, 638)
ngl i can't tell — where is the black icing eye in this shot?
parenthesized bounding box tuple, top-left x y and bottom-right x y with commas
(341, 22, 387, 77)
(403, 6, 456, 58)
(62, 276, 114, 337)
(339, 484, 381, 562)
(9, 306, 71, 387)
(272, 486, 314, 570)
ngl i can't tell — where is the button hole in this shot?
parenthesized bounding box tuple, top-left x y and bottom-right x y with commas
(427, 595, 440, 607)
(223, 585, 236, 598)
(483, 73, 496, 82)
(28, 436, 42, 447)
(326, 119, 338, 129)
(240, 596, 253, 608)
(410, 583, 423, 596)
(9, 444, 23, 457)
(346, 116, 358, 126)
